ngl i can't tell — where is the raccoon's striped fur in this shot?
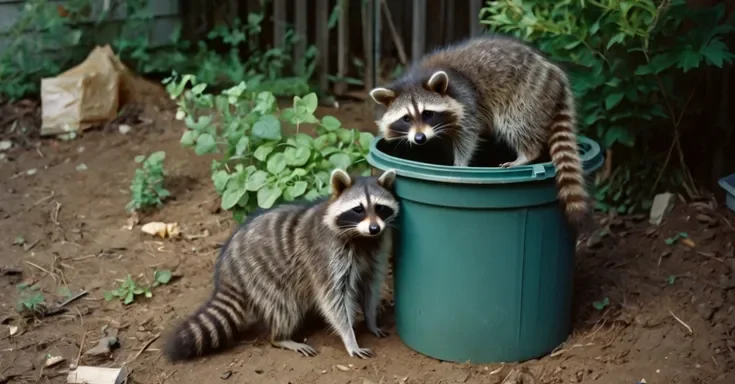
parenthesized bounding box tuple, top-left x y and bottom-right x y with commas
(163, 169, 399, 361)
(369, 34, 590, 227)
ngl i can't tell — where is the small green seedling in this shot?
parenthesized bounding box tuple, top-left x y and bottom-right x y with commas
(126, 151, 170, 213)
(666, 275, 677, 285)
(592, 297, 610, 311)
(104, 269, 173, 305)
(13, 235, 25, 246)
(664, 232, 689, 245)
(16, 283, 46, 313)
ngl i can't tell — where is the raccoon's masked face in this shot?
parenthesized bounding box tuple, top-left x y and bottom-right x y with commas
(370, 70, 464, 146)
(324, 169, 399, 238)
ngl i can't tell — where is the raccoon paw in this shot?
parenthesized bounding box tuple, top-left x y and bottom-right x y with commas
(369, 327, 389, 338)
(349, 347, 374, 359)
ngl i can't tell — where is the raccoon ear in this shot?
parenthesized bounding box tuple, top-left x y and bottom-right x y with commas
(330, 168, 352, 196)
(426, 70, 449, 95)
(377, 169, 397, 189)
(369, 87, 396, 107)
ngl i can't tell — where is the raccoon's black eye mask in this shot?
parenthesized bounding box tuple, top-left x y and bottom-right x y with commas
(374, 204, 395, 220)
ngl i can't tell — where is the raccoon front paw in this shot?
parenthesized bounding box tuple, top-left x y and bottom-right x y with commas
(369, 327, 389, 338)
(499, 161, 513, 168)
(348, 347, 374, 359)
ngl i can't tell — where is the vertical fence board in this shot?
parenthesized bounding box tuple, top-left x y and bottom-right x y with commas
(411, 0, 426, 63)
(334, 0, 349, 95)
(273, 0, 286, 47)
(316, 0, 329, 92)
(470, 0, 482, 36)
(362, 0, 375, 91)
(294, 0, 307, 73)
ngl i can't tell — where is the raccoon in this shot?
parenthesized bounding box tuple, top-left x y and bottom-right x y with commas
(369, 34, 590, 227)
(162, 168, 399, 361)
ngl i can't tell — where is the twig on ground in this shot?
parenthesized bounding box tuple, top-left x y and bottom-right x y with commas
(549, 343, 595, 357)
(29, 190, 55, 210)
(126, 334, 160, 365)
(59, 291, 89, 308)
(51, 201, 62, 226)
(74, 307, 86, 367)
(669, 309, 693, 334)
(24, 260, 57, 283)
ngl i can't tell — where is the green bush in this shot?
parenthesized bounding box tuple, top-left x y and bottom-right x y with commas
(480, 0, 735, 213)
(164, 73, 375, 222)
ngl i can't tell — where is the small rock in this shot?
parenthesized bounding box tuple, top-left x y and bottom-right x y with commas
(696, 302, 715, 321)
(0, 140, 12, 151)
(649, 192, 676, 225)
(335, 364, 350, 372)
(254, 369, 264, 374)
(84, 336, 119, 356)
(8, 325, 19, 336)
(118, 124, 132, 135)
(220, 370, 232, 379)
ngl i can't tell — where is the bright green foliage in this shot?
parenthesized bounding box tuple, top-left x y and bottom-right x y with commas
(16, 283, 46, 314)
(166, 74, 375, 223)
(103, 269, 172, 305)
(480, 0, 735, 213)
(126, 151, 170, 213)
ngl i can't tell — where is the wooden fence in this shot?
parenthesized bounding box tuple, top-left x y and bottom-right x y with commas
(180, 0, 486, 96)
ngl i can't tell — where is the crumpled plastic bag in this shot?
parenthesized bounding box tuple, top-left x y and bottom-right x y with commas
(40, 45, 121, 137)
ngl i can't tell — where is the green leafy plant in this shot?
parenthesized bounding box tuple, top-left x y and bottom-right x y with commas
(664, 231, 689, 245)
(165, 73, 375, 223)
(103, 269, 172, 305)
(480, 0, 735, 214)
(16, 283, 46, 313)
(126, 151, 170, 213)
(592, 296, 610, 311)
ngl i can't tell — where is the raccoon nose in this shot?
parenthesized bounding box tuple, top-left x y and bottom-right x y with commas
(368, 223, 381, 235)
(414, 132, 427, 144)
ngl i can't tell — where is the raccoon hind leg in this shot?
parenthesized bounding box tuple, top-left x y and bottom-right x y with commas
(267, 304, 318, 357)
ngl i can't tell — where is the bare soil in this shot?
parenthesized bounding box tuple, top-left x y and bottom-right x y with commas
(1, 100, 734, 384)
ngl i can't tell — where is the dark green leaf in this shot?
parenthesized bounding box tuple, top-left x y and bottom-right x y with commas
(604, 92, 624, 110)
(677, 49, 702, 72)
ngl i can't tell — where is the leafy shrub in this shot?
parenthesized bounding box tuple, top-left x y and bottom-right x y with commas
(165, 73, 375, 222)
(126, 151, 170, 213)
(480, 0, 735, 213)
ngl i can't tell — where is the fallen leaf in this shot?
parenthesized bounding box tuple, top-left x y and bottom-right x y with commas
(681, 238, 696, 248)
(141, 222, 180, 239)
(118, 124, 132, 134)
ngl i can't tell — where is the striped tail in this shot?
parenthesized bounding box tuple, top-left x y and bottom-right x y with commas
(548, 87, 591, 230)
(163, 287, 254, 361)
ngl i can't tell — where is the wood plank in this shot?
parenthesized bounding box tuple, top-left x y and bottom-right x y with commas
(273, 0, 286, 47)
(411, 0, 426, 63)
(294, 0, 307, 74)
(361, 0, 374, 91)
(316, 0, 329, 92)
(334, 0, 349, 95)
(470, 0, 482, 36)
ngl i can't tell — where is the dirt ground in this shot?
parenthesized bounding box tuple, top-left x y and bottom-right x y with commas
(1, 99, 734, 384)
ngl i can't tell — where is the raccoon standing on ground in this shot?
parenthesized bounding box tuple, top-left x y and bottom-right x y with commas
(162, 169, 399, 361)
(369, 34, 590, 227)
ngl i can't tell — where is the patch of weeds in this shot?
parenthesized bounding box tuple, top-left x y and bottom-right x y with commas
(126, 151, 170, 213)
(104, 269, 173, 305)
(665, 232, 689, 245)
(167, 74, 375, 223)
(16, 283, 46, 313)
(593, 297, 610, 311)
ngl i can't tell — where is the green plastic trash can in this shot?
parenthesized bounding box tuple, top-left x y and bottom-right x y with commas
(367, 136, 604, 364)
